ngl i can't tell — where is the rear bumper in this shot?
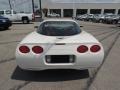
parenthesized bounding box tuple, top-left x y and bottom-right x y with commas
(17, 62, 103, 71)
(17, 65, 98, 71)
(0, 21, 12, 28)
(16, 50, 104, 71)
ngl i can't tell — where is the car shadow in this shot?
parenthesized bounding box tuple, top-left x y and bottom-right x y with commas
(0, 28, 11, 31)
(12, 22, 34, 24)
(11, 67, 89, 82)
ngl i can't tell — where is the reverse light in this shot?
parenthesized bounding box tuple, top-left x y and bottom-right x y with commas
(77, 45, 88, 53)
(90, 45, 101, 52)
(32, 46, 43, 54)
(19, 46, 30, 53)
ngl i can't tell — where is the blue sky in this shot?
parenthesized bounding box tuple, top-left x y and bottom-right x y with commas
(0, 0, 120, 12)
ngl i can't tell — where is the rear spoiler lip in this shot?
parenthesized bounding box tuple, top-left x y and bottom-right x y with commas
(19, 42, 101, 45)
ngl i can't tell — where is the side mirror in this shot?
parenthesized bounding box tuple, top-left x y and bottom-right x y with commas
(34, 26, 38, 28)
(80, 26, 83, 27)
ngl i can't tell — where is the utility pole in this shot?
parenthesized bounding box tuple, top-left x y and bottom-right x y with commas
(32, 0, 35, 14)
(39, 0, 42, 18)
(32, 0, 35, 21)
(72, 0, 75, 19)
(8, 0, 12, 10)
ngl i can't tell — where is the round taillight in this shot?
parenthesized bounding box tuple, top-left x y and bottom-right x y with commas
(77, 45, 88, 53)
(90, 45, 101, 52)
(19, 46, 30, 53)
(32, 46, 43, 54)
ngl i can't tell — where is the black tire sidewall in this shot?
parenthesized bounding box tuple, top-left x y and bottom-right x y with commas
(22, 18, 29, 24)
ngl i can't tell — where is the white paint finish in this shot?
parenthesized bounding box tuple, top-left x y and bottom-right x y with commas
(73, 9, 76, 17)
(51, 0, 120, 3)
(0, 10, 33, 22)
(61, 9, 63, 17)
(42, 0, 120, 16)
(42, 0, 120, 9)
(16, 19, 104, 70)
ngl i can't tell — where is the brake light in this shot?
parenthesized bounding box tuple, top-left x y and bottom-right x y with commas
(90, 45, 101, 52)
(32, 46, 43, 54)
(19, 46, 30, 53)
(77, 45, 88, 53)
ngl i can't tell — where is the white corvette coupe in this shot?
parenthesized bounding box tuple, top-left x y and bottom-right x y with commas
(16, 19, 104, 71)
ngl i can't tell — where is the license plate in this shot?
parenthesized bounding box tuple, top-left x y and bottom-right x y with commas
(2, 20, 6, 22)
(46, 55, 75, 63)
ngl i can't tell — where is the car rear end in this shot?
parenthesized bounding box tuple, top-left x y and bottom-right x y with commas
(16, 42, 104, 70)
(16, 20, 104, 71)
(0, 17, 12, 30)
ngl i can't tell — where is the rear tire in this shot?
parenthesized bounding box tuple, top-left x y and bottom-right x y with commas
(112, 20, 117, 24)
(22, 17, 30, 24)
(99, 19, 103, 23)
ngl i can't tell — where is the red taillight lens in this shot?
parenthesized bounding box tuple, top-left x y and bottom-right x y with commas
(19, 46, 30, 53)
(77, 45, 88, 53)
(90, 45, 101, 52)
(32, 46, 43, 54)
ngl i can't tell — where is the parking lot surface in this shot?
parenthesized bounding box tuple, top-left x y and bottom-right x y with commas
(0, 21, 120, 90)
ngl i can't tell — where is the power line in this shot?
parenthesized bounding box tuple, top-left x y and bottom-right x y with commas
(8, 0, 12, 9)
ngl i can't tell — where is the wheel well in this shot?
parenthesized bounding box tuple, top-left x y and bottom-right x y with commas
(113, 19, 117, 21)
(22, 16, 29, 20)
(113, 19, 118, 23)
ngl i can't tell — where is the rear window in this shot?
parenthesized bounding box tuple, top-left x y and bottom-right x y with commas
(37, 21, 81, 36)
(0, 11, 4, 15)
(5, 10, 11, 14)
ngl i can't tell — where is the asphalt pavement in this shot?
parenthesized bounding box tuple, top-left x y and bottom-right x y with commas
(0, 20, 120, 90)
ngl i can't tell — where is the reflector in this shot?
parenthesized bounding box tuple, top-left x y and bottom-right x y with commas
(90, 45, 101, 52)
(77, 45, 88, 53)
(32, 46, 43, 54)
(19, 46, 30, 53)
